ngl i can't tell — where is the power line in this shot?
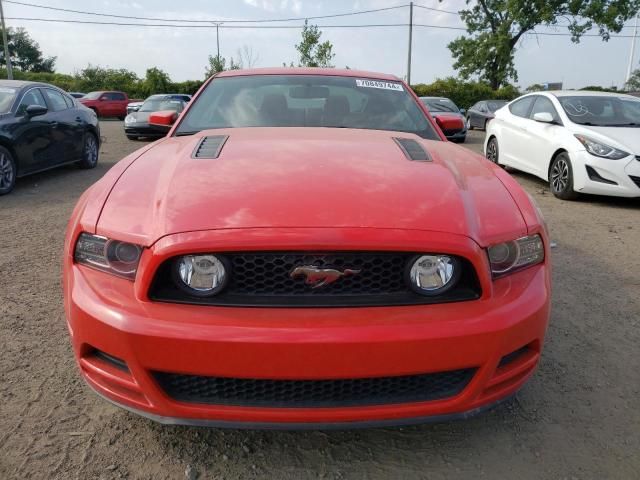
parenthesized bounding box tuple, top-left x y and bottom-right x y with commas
(4, 17, 409, 28)
(5, 16, 640, 37)
(3, 0, 408, 23)
(413, 3, 460, 15)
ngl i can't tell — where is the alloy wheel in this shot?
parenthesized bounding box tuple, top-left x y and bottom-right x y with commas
(551, 157, 569, 193)
(0, 153, 14, 189)
(85, 135, 98, 166)
(486, 140, 498, 163)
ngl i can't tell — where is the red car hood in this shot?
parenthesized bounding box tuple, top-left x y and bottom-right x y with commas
(96, 128, 526, 246)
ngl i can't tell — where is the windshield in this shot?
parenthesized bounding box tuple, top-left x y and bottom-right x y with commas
(0, 87, 18, 113)
(83, 92, 103, 100)
(140, 97, 184, 112)
(558, 96, 640, 127)
(421, 98, 460, 113)
(175, 75, 439, 139)
(487, 100, 507, 112)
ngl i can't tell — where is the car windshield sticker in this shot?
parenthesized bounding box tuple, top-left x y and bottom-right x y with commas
(563, 100, 589, 116)
(355, 79, 403, 91)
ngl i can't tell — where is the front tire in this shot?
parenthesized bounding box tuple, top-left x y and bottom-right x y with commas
(466, 117, 473, 130)
(78, 132, 99, 169)
(549, 153, 579, 200)
(486, 137, 499, 164)
(0, 146, 16, 195)
(126, 135, 139, 141)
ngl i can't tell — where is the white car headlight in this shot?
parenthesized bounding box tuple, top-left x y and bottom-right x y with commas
(574, 134, 629, 160)
(74, 233, 142, 279)
(488, 235, 544, 278)
(124, 114, 136, 124)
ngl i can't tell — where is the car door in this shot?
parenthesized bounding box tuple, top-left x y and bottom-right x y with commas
(522, 96, 564, 179)
(100, 92, 115, 116)
(470, 102, 483, 128)
(12, 88, 57, 174)
(111, 92, 127, 117)
(42, 88, 84, 164)
(498, 96, 536, 170)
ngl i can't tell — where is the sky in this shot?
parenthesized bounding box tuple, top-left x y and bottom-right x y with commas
(3, 0, 639, 90)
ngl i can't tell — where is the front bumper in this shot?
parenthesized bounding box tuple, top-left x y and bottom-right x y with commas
(64, 228, 551, 428)
(445, 129, 467, 142)
(124, 123, 166, 138)
(572, 151, 640, 198)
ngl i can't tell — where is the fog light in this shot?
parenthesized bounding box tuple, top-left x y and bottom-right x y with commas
(174, 255, 227, 296)
(408, 255, 459, 296)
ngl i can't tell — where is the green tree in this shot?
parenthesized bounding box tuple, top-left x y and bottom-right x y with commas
(142, 67, 171, 95)
(295, 20, 335, 67)
(0, 27, 56, 73)
(526, 84, 545, 92)
(447, 0, 640, 89)
(626, 69, 640, 91)
(205, 54, 240, 78)
(75, 65, 139, 93)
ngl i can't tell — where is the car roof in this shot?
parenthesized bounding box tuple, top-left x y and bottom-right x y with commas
(549, 90, 637, 99)
(419, 96, 450, 101)
(216, 67, 401, 81)
(0, 79, 49, 89)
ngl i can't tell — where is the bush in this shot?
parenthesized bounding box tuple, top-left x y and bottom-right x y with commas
(411, 77, 520, 109)
(0, 66, 205, 98)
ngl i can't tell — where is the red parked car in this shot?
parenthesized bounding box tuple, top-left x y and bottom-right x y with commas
(79, 91, 140, 119)
(64, 68, 551, 428)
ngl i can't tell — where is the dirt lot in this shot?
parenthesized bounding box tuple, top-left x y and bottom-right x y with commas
(1, 122, 639, 480)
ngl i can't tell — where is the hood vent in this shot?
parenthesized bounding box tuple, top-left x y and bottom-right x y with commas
(192, 135, 229, 159)
(393, 137, 430, 162)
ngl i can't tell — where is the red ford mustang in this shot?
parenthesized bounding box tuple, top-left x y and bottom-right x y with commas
(63, 68, 551, 428)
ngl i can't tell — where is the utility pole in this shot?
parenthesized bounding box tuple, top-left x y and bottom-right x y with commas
(407, 2, 413, 85)
(626, 12, 639, 87)
(214, 22, 222, 59)
(0, 0, 13, 80)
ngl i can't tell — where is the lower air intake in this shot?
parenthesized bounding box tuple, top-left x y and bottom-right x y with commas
(153, 368, 476, 408)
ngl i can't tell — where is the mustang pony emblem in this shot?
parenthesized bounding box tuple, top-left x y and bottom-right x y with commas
(290, 266, 361, 289)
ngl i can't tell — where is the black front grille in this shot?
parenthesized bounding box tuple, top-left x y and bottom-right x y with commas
(153, 368, 476, 408)
(630, 175, 640, 188)
(149, 251, 481, 307)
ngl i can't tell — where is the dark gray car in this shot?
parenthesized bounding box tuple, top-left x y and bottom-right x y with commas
(466, 100, 508, 130)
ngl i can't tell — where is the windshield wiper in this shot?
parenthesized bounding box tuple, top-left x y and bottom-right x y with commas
(175, 130, 201, 136)
(606, 122, 640, 127)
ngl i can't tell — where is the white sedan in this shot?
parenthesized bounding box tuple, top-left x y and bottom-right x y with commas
(485, 91, 640, 200)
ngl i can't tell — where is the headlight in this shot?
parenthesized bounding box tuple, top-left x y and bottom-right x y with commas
(407, 255, 460, 296)
(488, 234, 544, 277)
(124, 114, 135, 124)
(74, 233, 142, 279)
(173, 255, 227, 296)
(574, 134, 629, 160)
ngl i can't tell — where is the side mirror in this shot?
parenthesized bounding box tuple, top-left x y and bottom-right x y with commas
(435, 115, 464, 132)
(459, 108, 466, 115)
(149, 110, 178, 131)
(25, 104, 48, 118)
(533, 112, 554, 123)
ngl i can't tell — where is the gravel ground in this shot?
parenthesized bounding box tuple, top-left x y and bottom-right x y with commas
(1, 123, 639, 480)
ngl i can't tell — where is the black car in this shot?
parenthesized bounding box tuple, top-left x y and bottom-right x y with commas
(466, 99, 508, 130)
(0, 80, 100, 195)
(124, 94, 187, 140)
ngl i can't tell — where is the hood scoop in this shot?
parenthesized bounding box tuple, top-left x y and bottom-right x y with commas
(192, 135, 229, 159)
(393, 137, 430, 161)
